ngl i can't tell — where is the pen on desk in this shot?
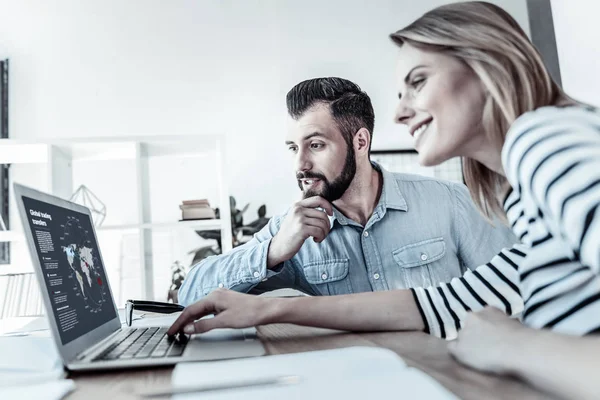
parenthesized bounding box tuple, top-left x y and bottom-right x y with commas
(138, 375, 301, 398)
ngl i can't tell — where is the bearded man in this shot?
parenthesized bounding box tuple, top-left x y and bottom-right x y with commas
(178, 77, 516, 305)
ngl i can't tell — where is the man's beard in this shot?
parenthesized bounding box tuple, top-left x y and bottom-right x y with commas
(296, 145, 357, 202)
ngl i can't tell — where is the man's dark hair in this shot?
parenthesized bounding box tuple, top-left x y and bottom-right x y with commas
(286, 77, 375, 152)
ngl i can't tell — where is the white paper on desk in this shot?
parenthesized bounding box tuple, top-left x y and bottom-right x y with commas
(0, 316, 51, 336)
(0, 379, 75, 400)
(0, 336, 61, 372)
(129, 313, 180, 328)
(128, 313, 215, 328)
(0, 335, 65, 387)
(118, 308, 143, 324)
(171, 346, 457, 400)
(258, 288, 311, 298)
(1, 309, 141, 335)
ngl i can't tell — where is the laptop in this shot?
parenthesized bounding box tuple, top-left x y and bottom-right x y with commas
(14, 183, 265, 371)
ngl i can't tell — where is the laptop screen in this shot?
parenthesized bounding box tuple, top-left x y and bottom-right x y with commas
(21, 195, 118, 345)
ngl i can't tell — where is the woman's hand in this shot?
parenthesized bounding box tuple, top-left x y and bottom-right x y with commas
(167, 289, 273, 336)
(448, 307, 533, 374)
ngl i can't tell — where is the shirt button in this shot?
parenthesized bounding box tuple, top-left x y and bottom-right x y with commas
(321, 273, 328, 280)
(253, 271, 260, 278)
(218, 283, 224, 288)
(420, 253, 428, 261)
(363, 231, 369, 237)
(374, 273, 380, 280)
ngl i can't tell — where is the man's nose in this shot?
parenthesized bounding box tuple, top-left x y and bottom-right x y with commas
(295, 148, 312, 173)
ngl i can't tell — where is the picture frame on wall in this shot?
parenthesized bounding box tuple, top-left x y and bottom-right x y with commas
(371, 149, 464, 184)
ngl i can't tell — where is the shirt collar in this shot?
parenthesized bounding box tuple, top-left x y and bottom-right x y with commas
(329, 162, 408, 227)
(331, 207, 352, 226)
(376, 162, 408, 212)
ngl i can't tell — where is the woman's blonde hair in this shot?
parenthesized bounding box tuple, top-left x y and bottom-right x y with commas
(390, 1, 574, 220)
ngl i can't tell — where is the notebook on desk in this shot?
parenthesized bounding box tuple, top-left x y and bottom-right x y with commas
(13, 183, 265, 372)
(163, 347, 457, 399)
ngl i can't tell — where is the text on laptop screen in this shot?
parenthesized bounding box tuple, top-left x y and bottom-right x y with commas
(22, 196, 118, 345)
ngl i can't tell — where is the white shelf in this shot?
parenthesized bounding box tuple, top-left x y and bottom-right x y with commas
(0, 134, 224, 163)
(1, 134, 233, 300)
(98, 219, 223, 231)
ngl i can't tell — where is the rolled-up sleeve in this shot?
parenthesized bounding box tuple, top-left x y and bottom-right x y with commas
(178, 215, 291, 305)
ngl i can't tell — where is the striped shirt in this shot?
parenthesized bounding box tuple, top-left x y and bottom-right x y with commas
(411, 105, 600, 339)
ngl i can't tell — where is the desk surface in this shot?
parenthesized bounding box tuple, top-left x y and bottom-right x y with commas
(65, 324, 550, 400)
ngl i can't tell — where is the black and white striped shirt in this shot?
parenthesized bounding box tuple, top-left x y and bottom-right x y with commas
(411, 105, 600, 339)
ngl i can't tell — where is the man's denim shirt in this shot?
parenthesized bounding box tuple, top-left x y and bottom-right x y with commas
(178, 165, 516, 305)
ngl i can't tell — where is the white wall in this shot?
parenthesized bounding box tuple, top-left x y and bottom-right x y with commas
(551, 0, 600, 106)
(0, 0, 530, 216)
(0, 0, 531, 300)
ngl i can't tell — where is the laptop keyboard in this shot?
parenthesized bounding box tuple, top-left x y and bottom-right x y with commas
(93, 327, 188, 362)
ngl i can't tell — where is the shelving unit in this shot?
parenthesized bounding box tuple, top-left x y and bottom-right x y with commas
(0, 134, 232, 299)
(98, 219, 224, 231)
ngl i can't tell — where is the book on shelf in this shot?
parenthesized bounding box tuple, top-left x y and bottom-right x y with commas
(179, 199, 216, 220)
(181, 199, 210, 206)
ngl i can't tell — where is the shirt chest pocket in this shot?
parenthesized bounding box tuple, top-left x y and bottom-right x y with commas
(302, 258, 352, 296)
(392, 237, 446, 269)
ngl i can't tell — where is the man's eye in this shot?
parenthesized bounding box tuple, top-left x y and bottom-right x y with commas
(288, 146, 298, 153)
(310, 143, 324, 149)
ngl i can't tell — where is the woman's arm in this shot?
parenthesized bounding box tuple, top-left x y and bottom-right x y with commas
(411, 245, 526, 339)
(502, 106, 600, 272)
(449, 307, 600, 400)
(168, 244, 526, 339)
(167, 288, 424, 335)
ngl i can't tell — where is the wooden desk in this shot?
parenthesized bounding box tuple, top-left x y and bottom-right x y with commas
(66, 324, 551, 400)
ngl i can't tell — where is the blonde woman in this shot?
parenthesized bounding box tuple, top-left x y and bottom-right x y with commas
(169, 2, 600, 397)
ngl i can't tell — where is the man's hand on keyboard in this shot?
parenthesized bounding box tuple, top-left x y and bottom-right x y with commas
(167, 289, 272, 336)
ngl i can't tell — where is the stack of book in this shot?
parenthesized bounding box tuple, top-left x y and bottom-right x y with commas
(179, 199, 216, 220)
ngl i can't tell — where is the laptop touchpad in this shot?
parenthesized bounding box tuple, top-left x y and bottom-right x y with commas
(192, 328, 247, 342)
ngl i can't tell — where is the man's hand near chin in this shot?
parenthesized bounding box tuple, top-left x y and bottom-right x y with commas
(267, 196, 333, 268)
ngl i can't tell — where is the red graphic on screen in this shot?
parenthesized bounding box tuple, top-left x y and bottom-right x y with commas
(97, 277, 103, 286)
